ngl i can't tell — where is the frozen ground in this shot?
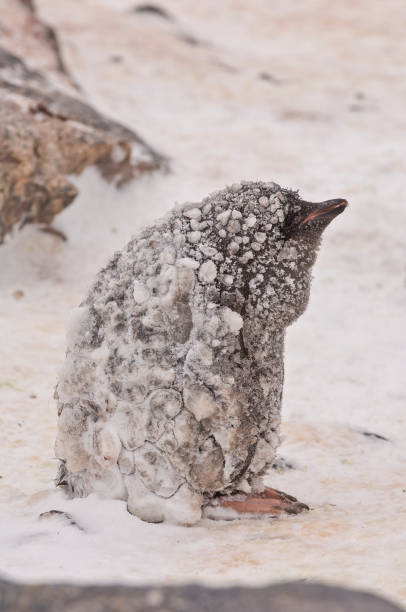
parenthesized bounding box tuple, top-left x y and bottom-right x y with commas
(0, 0, 405, 606)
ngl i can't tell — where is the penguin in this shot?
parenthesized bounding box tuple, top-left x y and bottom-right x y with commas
(55, 181, 347, 524)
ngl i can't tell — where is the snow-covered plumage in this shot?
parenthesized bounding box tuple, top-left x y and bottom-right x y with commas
(55, 180, 347, 523)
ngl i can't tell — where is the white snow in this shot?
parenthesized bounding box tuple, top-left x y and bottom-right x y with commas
(187, 230, 202, 243)
(228, 241, 239, 254)
(65, 306, 90, 349)
(198, 259, 217, 283)
(183, 208, 202, 220)
(0, 0, 405, 607)
(216, 210, 231, 226)
(240, 250, 254, 263)
(133, 281, 150, 304)
(246, 214, 257, 228)
(184, 386, 217, 422)
(221, 307, 244, 334)
(176, 257, 199, 270)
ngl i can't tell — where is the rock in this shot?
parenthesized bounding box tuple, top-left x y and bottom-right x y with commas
(38, 510, 84, 532)
(132, 4, 174, 21)
(0, 0, 166, 245)
(0, 0, 78, 90)
(0, 579, 402, 611)
(12, 290, 24, 300)
(362, 431, 390, 441)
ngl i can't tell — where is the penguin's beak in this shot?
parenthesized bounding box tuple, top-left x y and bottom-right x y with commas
(299, 198, 348, 226)
(285, 198, 348, 239)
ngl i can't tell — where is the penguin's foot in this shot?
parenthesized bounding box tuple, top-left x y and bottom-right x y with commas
(203, 487, 309, 520)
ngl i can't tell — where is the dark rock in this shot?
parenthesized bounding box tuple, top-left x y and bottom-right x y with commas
(109, 55, 123, 64)
(0, 93, 163, 244)
(0, 47, 45, 84)
(178, 33, 203, 47)
(132, 4, 174, 20)
(0, 0, 79, 90)
(258, 72, 282, 84)
(0, 0, 167, 245)
(39, 227, 67, 241)
(38, 510, 84, 531)
(12, 290, 24, 300)
(362, 431, 390, 442)
(348, 104, 365, 112)
(0, 579, 402, 612)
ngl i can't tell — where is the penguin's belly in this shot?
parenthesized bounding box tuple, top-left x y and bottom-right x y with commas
(168, 390, 260, 493)
(111, 370, 266, 496)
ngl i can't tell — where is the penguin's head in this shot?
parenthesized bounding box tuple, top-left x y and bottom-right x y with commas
(267, 192, 348, 327)
(228, 182, 348, 329)
(183, 181, 347, 331)
(177, 181, 347, 331)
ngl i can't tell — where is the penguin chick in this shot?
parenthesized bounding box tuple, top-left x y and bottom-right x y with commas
(55, 180, 347, 524)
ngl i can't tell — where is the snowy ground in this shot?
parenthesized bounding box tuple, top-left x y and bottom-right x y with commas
(0, 0, 405, 606)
